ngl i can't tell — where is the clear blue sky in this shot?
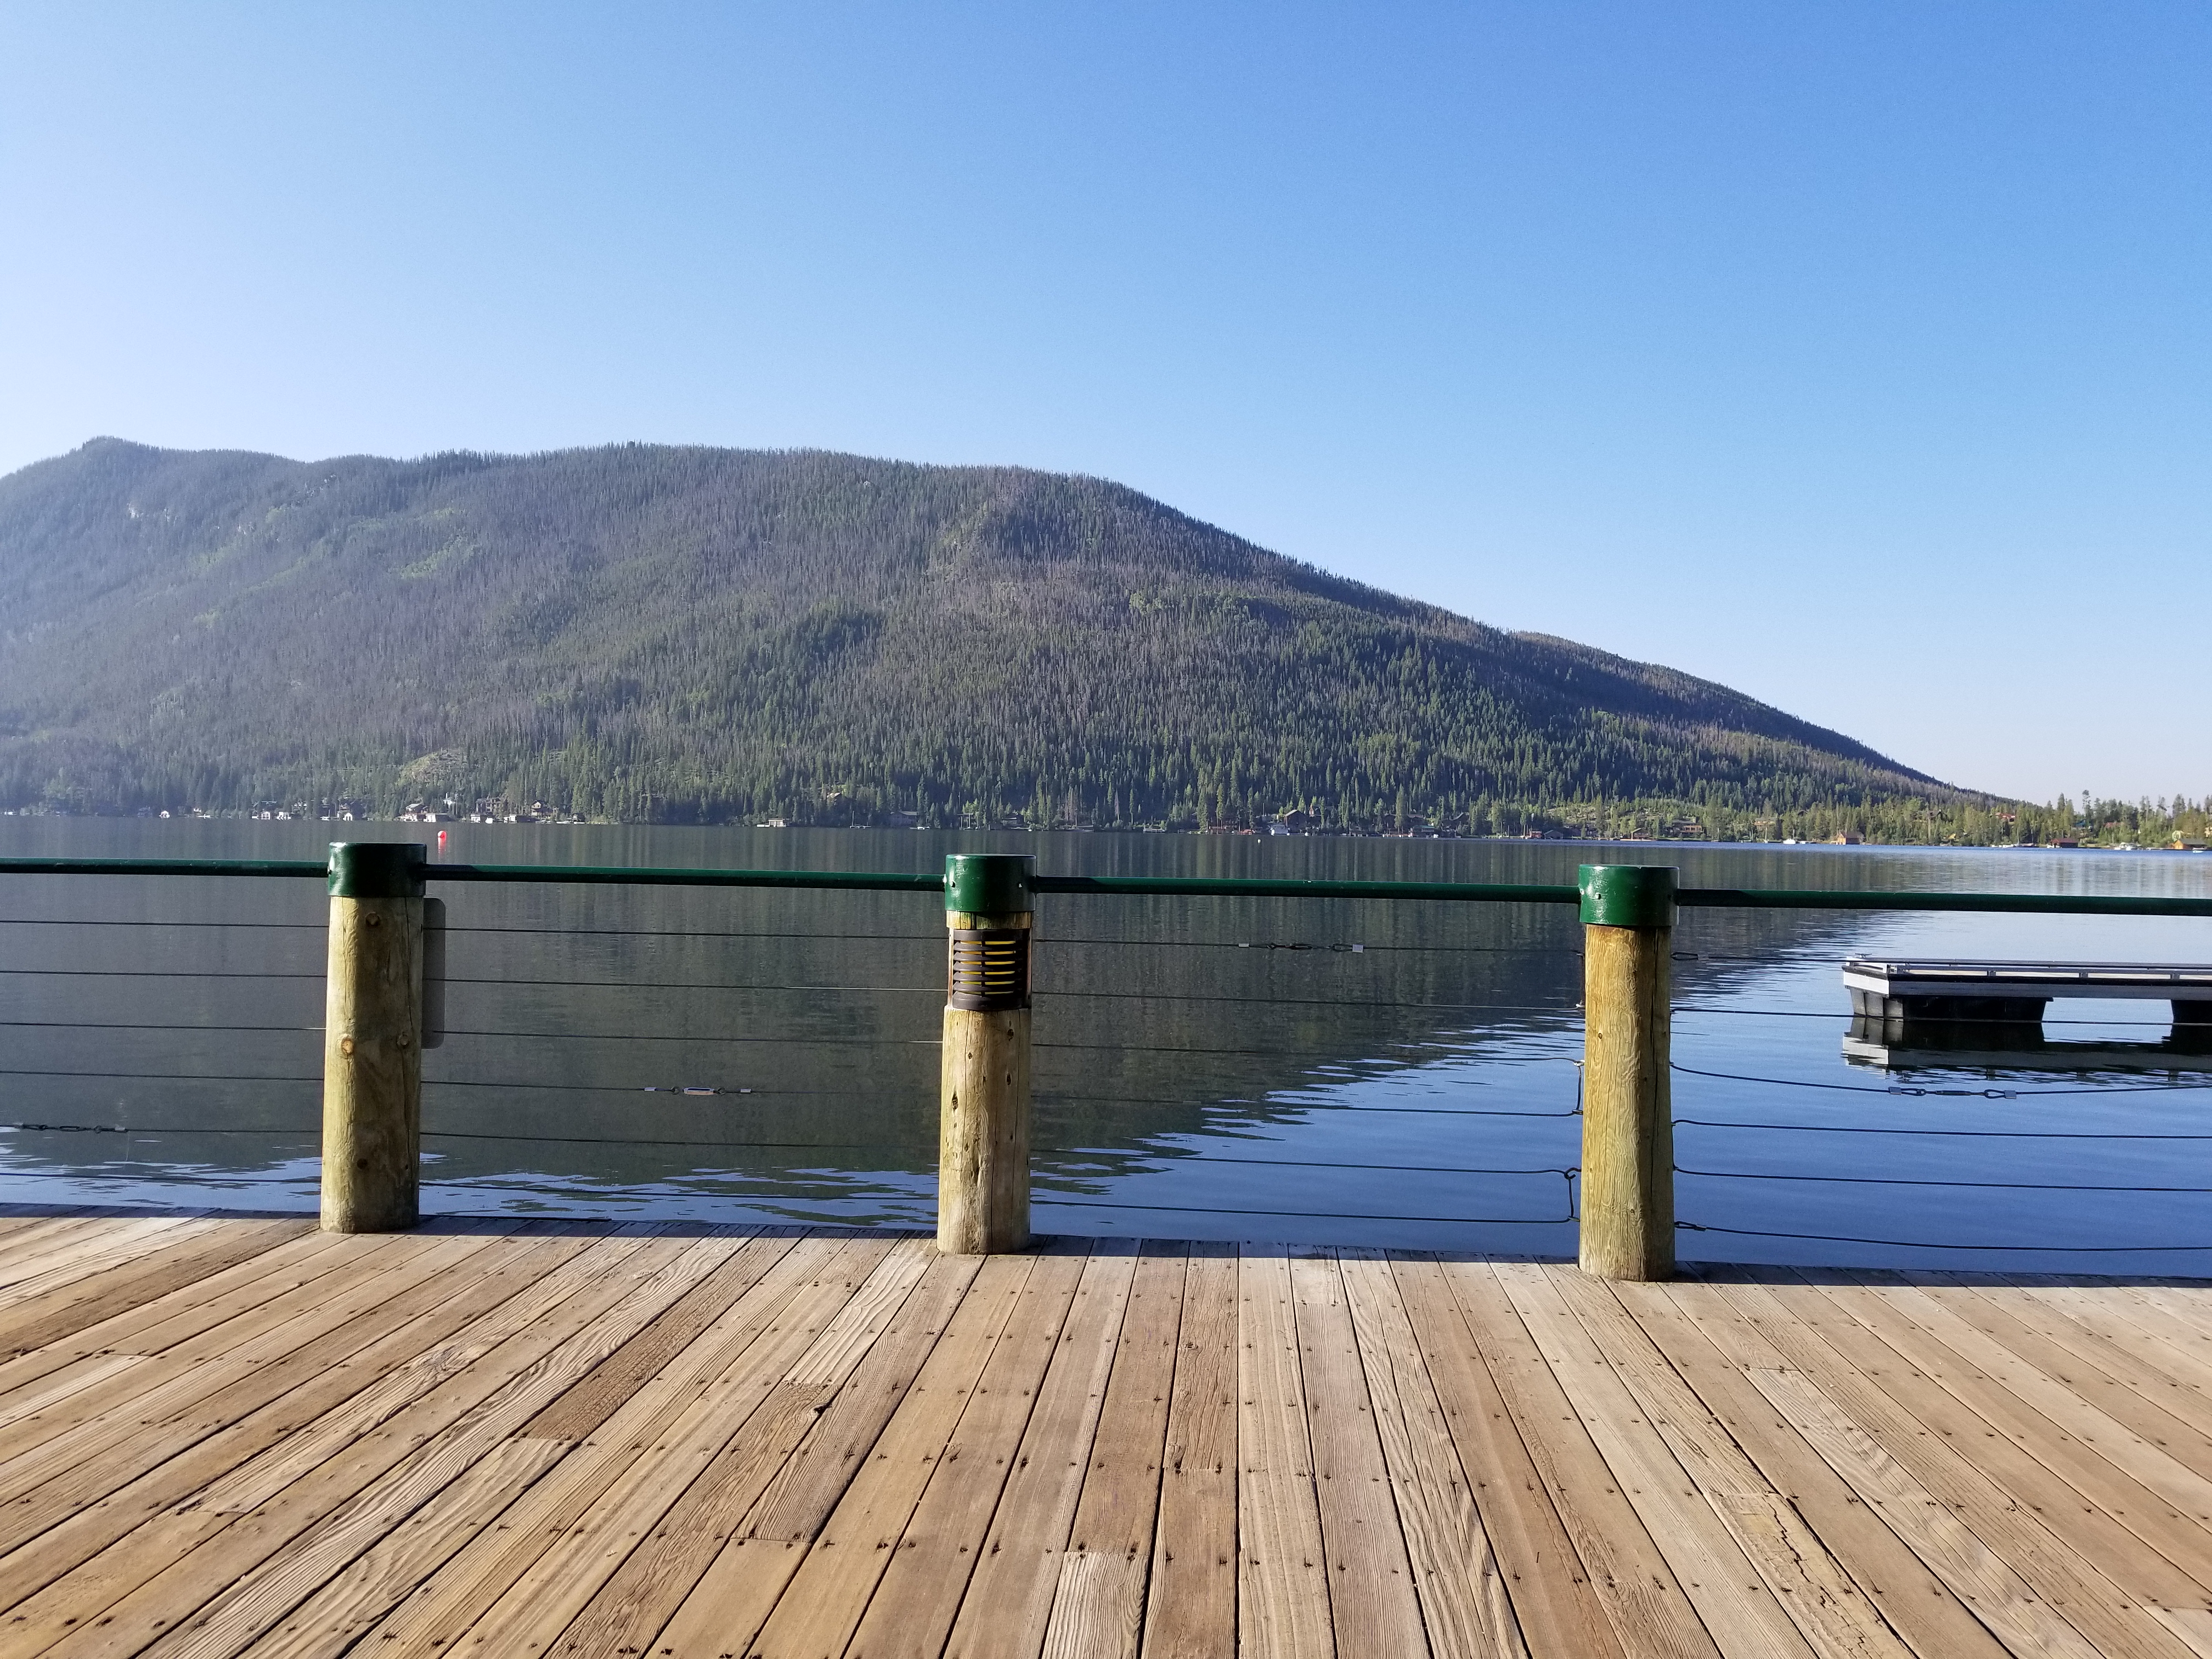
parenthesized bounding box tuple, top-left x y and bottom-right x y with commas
(2, 3, 2204, 805)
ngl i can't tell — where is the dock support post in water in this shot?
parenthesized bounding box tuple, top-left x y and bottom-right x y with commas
(1578, 864, 1675, 1280)
(939, 853, 1032, 1254)
(321, 842, 426, 1232)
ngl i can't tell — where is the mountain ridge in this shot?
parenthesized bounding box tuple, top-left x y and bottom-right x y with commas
(0, 436, 1974, 836)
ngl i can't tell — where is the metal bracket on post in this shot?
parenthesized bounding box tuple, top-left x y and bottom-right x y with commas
(1578, 864, 1676, 1280)
(321, 842, 427, 1233)
(938, 853, 1034, 1255)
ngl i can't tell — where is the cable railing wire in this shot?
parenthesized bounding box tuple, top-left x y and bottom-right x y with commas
(1677, 1166, 2212, 1193)
(1673, 1062, 2212, 1097)
(1676, 1118, 2212, 1139)
(1677, 1221, 2212, 1252)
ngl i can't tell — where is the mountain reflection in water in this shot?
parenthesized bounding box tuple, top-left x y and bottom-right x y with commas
(2, 820, 2209, 1273)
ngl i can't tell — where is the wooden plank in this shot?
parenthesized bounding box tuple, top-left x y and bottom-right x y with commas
(1440, 1259, 1721, 1659)
(208, 1436, 575, 1659)
(1692, 1272, 2194, 1659)
(1668, 1272, 2151, 1659)
(1390, 1257, 1622, 1659)
(741, 1238, 966, 1543)
(1934, 1276, 2212, 1472)
(2090, 1283, 2212, 1356)
(1768, 1271, 2212, 1615)
(743, 1253, 1036, 1658)
(0, 1350, 150, 1435)
(322, 1234, 892, 1659)
(0, 1217, 196, 1292)
(1338, 1250, 1524, 1659)
(439, 1237, 951, 1659)
(1610, 1278, 2013, 1659)
(939, 1241, 1140, 1659)
(0, 1232, 601, 1602)
(1493, 1265, 1818, 1659)
(1290, 1250, 1431, 1658)
(838, 1244, 1091, 1659)
(1234, 1245, 1333, 1659)
(0, 1218, 308, 1357)
(515, 1227, 792, 1441)
(2009, 1280, 2212, 1417)
(639, 1243, 995, 1659)
(2153, 1607, 2212, 1657)
(0, 1217, 151, 1279)
(1141, 1242, 1239, 1659)
(1819, 1271, 2212, 1595)
(1539, 1267, 1918, 1659)
(0, 1222, 216, 1324)
(0, 1227, 359, 1398)
(0, 1215, 87, 1260)
(62, 1234, 742, 1659)
(246, 1232, 848, 1659)
(8, 1231, 705, 1659)
(0, 1232, 422, 1441)
(0, 1228, 520, 1513)
(1037, 1244, 1187, 1659)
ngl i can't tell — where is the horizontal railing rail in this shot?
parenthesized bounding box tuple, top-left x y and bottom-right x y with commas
(3, 855, 2210, 916)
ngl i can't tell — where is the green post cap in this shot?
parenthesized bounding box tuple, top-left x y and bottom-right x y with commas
(1578, 864, 1677, 928)
(945, 853, 1032, 915)
(328, 842, 428, 899)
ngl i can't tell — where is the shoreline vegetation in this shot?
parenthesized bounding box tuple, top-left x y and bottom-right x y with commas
(4, 792, 2205, 851)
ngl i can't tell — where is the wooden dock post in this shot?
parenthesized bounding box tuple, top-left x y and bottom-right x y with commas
(939, 853, 1032, 1254)
(321, 842, 427, 1233)
(1578, 863, 1675, 1280)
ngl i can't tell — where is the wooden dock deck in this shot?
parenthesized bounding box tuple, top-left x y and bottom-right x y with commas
(1, 1216, 2210, 1658)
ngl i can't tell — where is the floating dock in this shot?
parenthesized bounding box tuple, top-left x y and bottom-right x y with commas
(2, 1215, 2210, 1658)
(1843, 958, 2212, 1025)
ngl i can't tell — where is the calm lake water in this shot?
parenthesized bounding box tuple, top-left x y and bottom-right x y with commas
(2, 819, 2209, 1272)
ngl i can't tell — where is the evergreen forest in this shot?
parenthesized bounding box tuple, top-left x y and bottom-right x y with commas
(0, 438, 2100, 843)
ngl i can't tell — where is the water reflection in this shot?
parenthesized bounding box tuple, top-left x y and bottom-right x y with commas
(1, 819, 2208, 1269)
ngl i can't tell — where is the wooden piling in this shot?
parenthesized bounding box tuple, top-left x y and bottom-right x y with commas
(320, 842, 426, 1233)
(939, 853, 1033, 1254)
(1577, 864, 1675, 1280)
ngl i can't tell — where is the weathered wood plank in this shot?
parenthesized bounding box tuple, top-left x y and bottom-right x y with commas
(643, 1242, 989, 1659)
(744, 1252, 1034, 1658)
(1494, 1265, 1820, 1659)
(1695, 1273, 2196, 1659)
(1234, 1245, 1332, 1659)
(94, 1236, 745, 1659)
(1954, 1276, 2212, 1460)
(1820, 1271, 2212, 1597)
(1539, 1267, 1917, 1659)
(9, 1232, 702, 1659)
(1391, 1257, 1621, 1659)
(3, 1221, 2209, 1659)
(0, 1218, 306, 1358)
(840, 1244, 1090, 1659)
(1338, 1249, 1524, 1659)
(0, 1232, 600, 1604)
(1290, 1250, 1430, 1659)
(356, 1233, 901, 1659)
(940, 1240, 1139, 1659)
(1441, 1259, 1722, 1659)
(1141, 1240, 1238, 1659)
(1613, 1278, 2013, 1659)
(1038, 1244, 1187, 1659)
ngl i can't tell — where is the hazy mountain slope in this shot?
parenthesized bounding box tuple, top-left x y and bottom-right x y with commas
(0, 438, 1956, 827)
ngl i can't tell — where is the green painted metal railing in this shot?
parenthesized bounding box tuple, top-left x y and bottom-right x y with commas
(1, 855, 2210, 916)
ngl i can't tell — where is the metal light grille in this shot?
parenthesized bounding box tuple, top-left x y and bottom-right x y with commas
(948, 928, 1030, 1011)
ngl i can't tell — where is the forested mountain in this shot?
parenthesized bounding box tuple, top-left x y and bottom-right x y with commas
(0, 437, 1976, 833)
